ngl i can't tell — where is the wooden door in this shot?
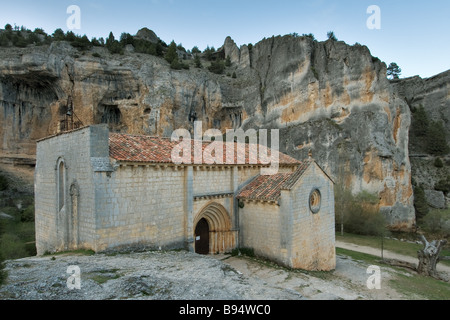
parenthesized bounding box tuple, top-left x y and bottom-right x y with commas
(195, 218, 210, 255)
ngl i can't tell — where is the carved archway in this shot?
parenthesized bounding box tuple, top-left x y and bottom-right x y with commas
(194, 202, 236, 254)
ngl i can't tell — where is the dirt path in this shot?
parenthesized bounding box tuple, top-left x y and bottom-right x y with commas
(219, 252, 408, 300)
(336, 240, 450, 277)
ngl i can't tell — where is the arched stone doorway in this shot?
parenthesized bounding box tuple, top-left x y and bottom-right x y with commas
(195, 218, 209, 255)
(193, 202, 237, 254)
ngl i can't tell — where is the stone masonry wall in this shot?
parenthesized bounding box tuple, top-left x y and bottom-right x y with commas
(35, 126, 98, 255)
(193, 168, 233, 195)
(239, 202, 287, 265)
(94, 165, 186, 252)
(285, 163, 336, 271)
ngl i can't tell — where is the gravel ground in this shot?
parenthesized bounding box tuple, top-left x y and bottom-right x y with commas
(0, 251, 304, 300)
(0, 247, 414, 301)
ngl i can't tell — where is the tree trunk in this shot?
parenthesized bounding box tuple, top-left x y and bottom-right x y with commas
(417, 235, 448, 281)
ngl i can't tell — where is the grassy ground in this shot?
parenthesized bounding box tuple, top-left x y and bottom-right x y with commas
(336, 232, 450, 267)
(0, 171, 36, 260)
(336, 247, 450, 300)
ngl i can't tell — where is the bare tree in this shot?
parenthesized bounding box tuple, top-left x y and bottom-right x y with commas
(382, 235, 449, 282)
(417, 235, 448, 281)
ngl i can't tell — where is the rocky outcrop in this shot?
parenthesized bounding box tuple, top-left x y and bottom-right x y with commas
(393, 70, 450, 205)
(0, 33, 416, 230)
(135, 28, 159, 43)
(222, 35, 414, 229)
(424, 189, 446, 209)
(392, 70, 450, 136)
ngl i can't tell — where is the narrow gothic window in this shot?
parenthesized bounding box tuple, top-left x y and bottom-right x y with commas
(58, 161, 65, 211)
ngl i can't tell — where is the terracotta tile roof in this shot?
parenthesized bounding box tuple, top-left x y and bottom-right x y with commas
(280, 159, 313, 190)
(236, 173, 292, 202)
(109, 132, 301, 166)
(237, 160, 313, 202)
(109, 133, 176, 163)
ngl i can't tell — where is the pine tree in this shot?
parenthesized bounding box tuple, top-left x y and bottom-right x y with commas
(106, 32, 115, 47)
(106, 32, 123, 54)
(327, 31, 337, 41)
(387, 62, 402, 80)
(165, 41, 178, 64)
(194, 54, 202, 68)
(52, 28, 65, 41)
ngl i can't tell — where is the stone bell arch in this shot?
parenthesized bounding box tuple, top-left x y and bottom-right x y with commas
(193, 202, 237, 254)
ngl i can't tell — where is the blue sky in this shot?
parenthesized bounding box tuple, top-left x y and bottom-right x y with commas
(1, 0, 449, 78)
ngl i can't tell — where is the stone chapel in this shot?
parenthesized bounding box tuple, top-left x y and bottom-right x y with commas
(35, 124, 336, 271)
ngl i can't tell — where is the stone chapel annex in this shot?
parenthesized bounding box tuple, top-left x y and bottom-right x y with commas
(35, 124, 336, 271)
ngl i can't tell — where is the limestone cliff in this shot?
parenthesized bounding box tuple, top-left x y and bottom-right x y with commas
(392, 70, 450, 154)
(0, 33, 416, 229)
(392, 70, 450, 206)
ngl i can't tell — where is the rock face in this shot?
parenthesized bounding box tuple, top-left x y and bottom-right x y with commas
(424, 189, 446, 209)
(135, 28, 159, 43)
(0, 34, 417, 230)
(392, 70, 450, 154)
(393, 70, 450, 206)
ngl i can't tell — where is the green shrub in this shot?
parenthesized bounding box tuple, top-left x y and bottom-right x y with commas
(107, 41, 124, 55)
(0, 33, 9, 47)
(435, 176, 450, 195)
(203, 46, 215, 61)
(426, 120, 449, 155)
(302, 33, 316, 41)
(21, 204, 34, 223)
(422, 210, 450, 236)
(165, 41, 178, 64)
(27, 32, 41, 45)
(33, 28, 46, 36)
(194, 54, 202, 68)
(52, 28, 65, 41)
(335, 186, 386, 236)
(170, 59, 188, 70)
(106, 32, 124, 55)
(70, 35, 92, 51)
(414, 184, 429, 221)
(412, 105, 429, 137)
(434, 157, 444, 168)
(343, 205, 386, 236)
(0, 174, 8, 191)
(0, 233, 28, 260)
(225, 56, 231, 67)
(208, 59, 225, 74)
(12, 33, 27, 47)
